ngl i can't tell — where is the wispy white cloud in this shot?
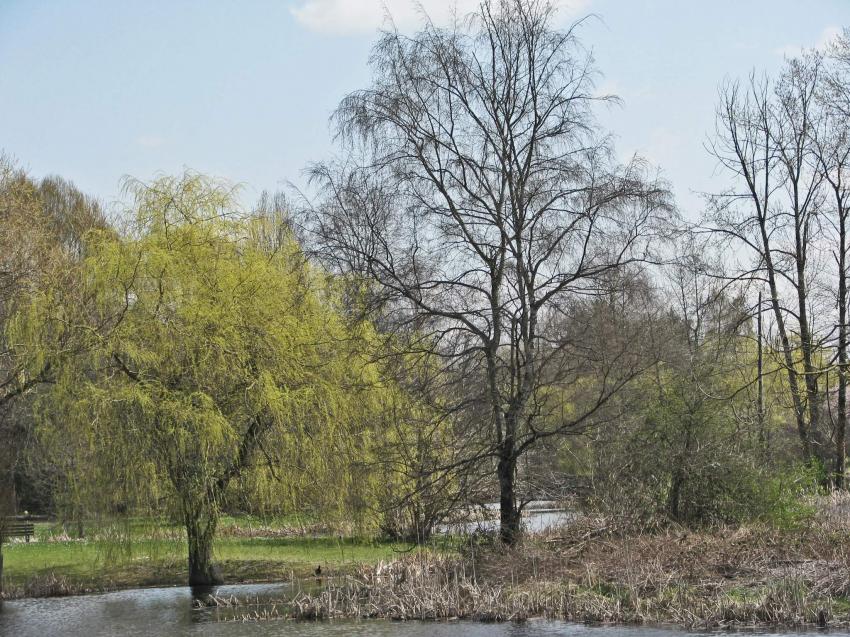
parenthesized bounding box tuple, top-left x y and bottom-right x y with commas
(774, 25, 841, 58)
(290, 0, 590, 36)
(136, 135, 165, 149)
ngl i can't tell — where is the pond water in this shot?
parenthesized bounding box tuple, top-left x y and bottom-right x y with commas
(0, 584, 838, 637)
(438, 504, 577, 535)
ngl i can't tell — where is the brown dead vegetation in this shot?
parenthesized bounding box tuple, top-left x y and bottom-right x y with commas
(215, 501, 850, 628)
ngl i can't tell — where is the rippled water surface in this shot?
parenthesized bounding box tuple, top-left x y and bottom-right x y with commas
(0, 583, 842, 637)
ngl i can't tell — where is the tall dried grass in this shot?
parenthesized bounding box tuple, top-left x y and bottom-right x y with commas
(216, 497, 850, 627)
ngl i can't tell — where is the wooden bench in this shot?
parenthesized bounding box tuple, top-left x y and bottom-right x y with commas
(1, 519, 35, 542)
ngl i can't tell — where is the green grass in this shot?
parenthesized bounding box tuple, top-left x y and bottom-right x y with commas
(1, 519, 415, 596)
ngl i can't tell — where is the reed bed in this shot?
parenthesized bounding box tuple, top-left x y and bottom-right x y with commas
(208, 554, 850, 627)
(2, 572, 93, 598)
(209, 503, 850, 628)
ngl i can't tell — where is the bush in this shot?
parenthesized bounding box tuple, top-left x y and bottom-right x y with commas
(586, 371, 816, 529)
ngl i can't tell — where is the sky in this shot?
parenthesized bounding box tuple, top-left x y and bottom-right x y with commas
(1, 0, 849, 219)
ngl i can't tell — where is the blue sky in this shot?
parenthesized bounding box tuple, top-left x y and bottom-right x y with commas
(1, 0, 848, 218)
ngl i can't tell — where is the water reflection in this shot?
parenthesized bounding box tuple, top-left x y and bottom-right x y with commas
(189, 584, 219, 600)
(0, 583, 289, 637)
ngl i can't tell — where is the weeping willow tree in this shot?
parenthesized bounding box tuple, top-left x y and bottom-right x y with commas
(29, 173, 377, 585)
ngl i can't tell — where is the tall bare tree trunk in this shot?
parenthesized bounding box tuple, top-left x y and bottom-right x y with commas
(794, 209, 822, 459)
(763, 231, 814, 460)
(836, 214, 848, 488)
(757, 290, 767, 453)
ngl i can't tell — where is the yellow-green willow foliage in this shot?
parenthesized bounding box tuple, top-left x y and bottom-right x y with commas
(33, 173, 384, 583)
(370, 386, 462, 541)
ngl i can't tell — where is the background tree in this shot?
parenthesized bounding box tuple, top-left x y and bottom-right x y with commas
(706, 39, 850, 487)
(587, 238, 807, 526)
(706, 56, 831, 470)
(812, 63, 850, 487)
(0, 158, 104, 592)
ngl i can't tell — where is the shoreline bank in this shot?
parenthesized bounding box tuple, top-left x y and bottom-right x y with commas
(7, 515, 850, 630)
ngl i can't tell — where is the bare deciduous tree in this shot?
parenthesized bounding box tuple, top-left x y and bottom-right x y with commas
(707, 57, 829, 467)
(304, 0, 670, 542)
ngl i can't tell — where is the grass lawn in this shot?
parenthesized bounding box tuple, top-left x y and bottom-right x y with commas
(1, 518, 417, 597)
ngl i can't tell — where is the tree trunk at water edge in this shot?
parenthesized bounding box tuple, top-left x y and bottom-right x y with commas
(185, 510, 222, 586)
(497, 452, 520, 545)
